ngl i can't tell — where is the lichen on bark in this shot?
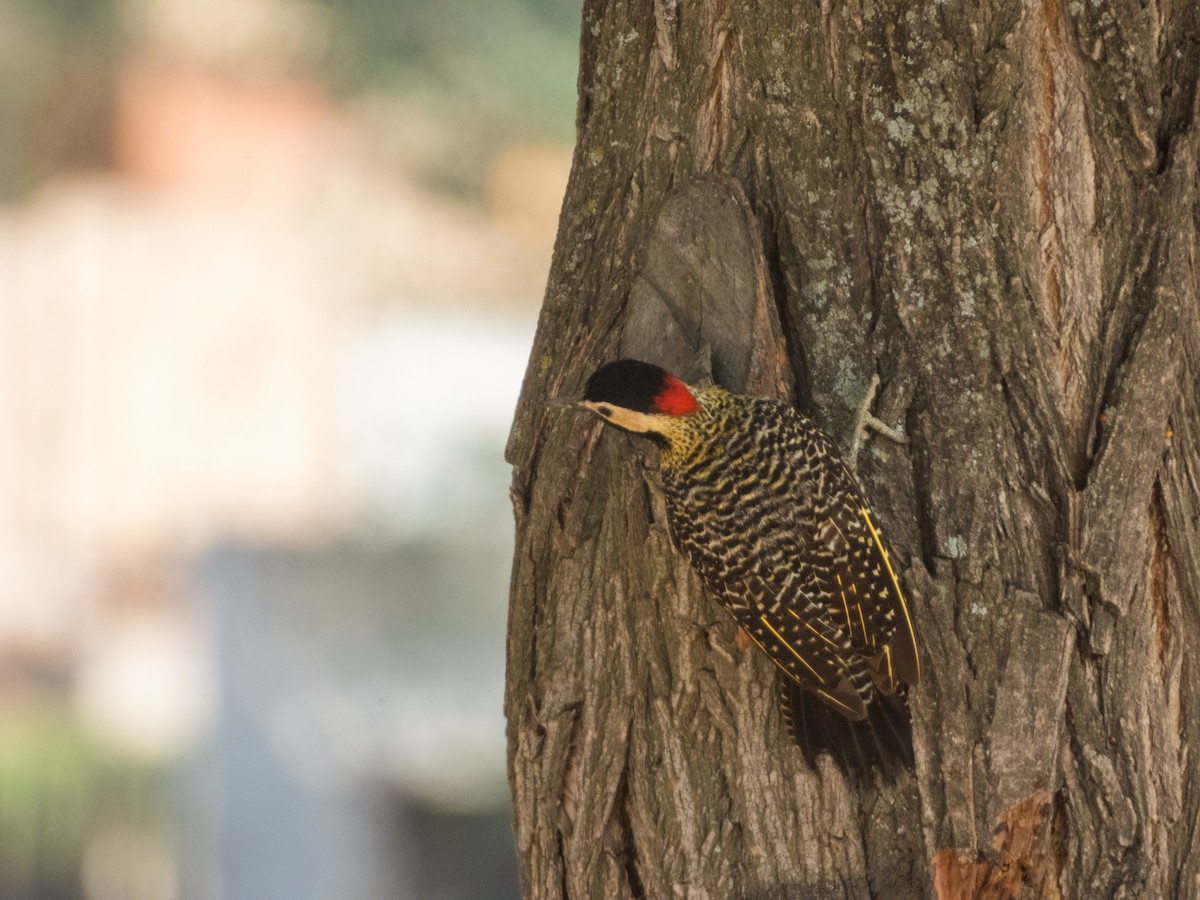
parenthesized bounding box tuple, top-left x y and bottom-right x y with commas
(506, 2, 1200, 897)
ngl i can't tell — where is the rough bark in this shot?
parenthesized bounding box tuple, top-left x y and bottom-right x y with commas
(505, 2, 1200, 897)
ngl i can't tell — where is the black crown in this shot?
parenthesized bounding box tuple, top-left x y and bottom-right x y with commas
(583, 359, 669, 414)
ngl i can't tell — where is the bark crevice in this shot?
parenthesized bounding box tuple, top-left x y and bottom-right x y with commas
(506, 4, 1200, 897)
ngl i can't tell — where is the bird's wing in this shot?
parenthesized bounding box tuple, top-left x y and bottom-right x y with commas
(728, 569, 870, 721)
(809, 456, 921, 693)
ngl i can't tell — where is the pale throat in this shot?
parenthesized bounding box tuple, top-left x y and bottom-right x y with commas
(579, 400, 701, 461)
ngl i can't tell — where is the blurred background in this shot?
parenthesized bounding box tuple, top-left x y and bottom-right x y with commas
(0, 0, 578, 897)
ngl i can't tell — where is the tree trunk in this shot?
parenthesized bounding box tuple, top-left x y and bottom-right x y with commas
(505, 2, 1200, 897)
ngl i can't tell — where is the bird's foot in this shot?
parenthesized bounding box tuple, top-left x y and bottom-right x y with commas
(849, 373, 907, 471)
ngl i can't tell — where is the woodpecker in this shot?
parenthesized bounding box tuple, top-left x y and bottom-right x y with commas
(579, 358, 920, 771)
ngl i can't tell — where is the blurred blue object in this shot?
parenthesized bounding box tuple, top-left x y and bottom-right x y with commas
(188, 534, 517, 899)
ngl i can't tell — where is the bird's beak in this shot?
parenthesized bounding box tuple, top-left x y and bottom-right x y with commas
(544, 396, 578, 410)
(574, 400, 606, 417)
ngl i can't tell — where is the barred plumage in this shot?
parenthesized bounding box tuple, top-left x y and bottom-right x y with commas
(581, 359, 920, 769)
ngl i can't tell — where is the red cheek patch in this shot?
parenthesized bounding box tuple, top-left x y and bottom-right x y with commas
(653, 374, 699, 416)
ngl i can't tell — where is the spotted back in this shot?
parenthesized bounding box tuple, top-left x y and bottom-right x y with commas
(661, 388, 919, 720)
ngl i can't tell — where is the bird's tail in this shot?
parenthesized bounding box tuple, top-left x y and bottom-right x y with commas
(777, 676, 914, 778)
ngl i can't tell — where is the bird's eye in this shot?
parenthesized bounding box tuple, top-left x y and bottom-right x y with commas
(597, 405, 613, 418)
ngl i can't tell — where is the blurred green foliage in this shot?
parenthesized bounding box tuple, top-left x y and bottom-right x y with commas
(324, 0, 578, 136)
(0, 703, 175, 899)
(321, 0, 579, 200)
(0, 0, 580, 203)
(0, 0, 122, 200)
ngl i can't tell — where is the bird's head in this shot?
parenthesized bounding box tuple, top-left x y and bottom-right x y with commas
(578, 359, 700, 447)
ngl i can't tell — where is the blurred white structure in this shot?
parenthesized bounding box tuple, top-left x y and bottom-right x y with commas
(0, 42, 560, 898)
